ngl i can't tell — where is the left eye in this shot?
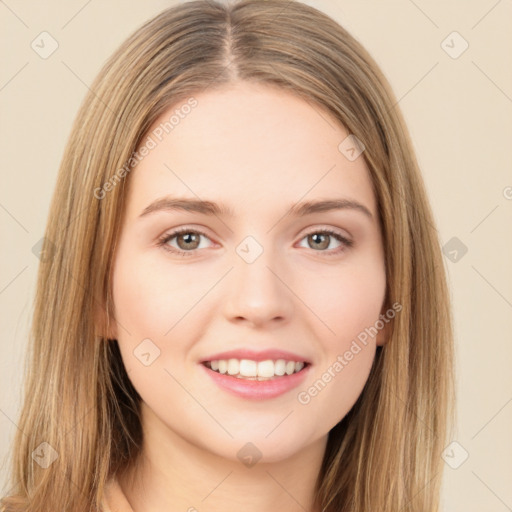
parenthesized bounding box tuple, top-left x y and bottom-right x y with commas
(297, 230, 352, 253)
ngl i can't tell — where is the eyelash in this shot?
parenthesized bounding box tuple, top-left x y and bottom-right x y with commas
(157, 227, 354, 258)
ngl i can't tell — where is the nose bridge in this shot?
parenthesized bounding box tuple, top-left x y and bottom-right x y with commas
(223, 238, 293, 325)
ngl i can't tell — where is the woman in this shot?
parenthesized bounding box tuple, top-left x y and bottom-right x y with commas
(1, 1, 454, 511)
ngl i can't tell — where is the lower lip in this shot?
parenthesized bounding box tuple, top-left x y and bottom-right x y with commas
(200, 363, 311, 400)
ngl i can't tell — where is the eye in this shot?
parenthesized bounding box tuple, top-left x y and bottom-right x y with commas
(297, 229, 353, 255)
(157, 227, 353, 258)
(157, 228, 214, 256)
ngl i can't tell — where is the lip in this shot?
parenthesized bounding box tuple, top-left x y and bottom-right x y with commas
(200, 349, 311, 364)
(199, 361, 312, 400)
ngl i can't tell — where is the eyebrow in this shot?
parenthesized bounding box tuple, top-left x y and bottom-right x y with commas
(138, 196, 373, 220)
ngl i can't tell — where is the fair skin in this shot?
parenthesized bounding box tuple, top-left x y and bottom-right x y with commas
(107, 81, 387, 512)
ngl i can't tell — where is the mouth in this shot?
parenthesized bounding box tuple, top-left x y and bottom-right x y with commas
(201, 358, 310, 380)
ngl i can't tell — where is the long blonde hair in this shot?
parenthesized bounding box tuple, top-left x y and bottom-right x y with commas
(1, 1, 454, 511)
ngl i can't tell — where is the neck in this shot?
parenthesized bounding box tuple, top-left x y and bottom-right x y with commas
(118, 403, 327, 512)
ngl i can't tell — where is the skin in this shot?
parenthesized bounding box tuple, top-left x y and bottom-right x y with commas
(107, 81, 388, 512)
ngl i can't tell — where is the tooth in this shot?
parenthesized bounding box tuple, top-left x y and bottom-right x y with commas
(218, 360, 228, 374)
(227, 359, 239, 375)
(285, 361, 296, 375)
(210, 358, 305, 378)
(257, 359, 275, 378)
(274, 359, 286, 376)
(239, 359, 257, 377)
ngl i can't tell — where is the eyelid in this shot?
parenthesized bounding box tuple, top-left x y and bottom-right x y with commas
(301, 224, 352, 241)
(157, 224, 353, 257)
(297, 226, 353, 255)
(157, 226, 215, 256)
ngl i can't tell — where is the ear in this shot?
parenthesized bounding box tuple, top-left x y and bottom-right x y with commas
(94, 302, 118, 340)
(375, 312, 392, 347)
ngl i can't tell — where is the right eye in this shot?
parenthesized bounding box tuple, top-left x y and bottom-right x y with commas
(157, 228, 215, 256)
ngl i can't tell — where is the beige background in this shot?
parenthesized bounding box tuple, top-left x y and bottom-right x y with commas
(1, 1, 511, 510)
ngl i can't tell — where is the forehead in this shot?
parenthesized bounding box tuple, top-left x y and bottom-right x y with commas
(125, 82, 376, 219)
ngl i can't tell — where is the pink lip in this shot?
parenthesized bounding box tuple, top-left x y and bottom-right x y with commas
(200, 349, 311, 364)
(199, 362, 311, 400)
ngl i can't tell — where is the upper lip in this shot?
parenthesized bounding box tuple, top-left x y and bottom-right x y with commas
(200, 349, 311, 364)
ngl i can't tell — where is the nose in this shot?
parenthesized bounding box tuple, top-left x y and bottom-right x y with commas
(222, 248, 294, 328)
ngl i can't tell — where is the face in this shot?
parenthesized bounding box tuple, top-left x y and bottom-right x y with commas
(107, 81, 387, 463)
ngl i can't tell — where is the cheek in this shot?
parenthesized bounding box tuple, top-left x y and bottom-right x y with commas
(298, 255, 386, 344)
(111, 250, 212, 340)
(294, 257, 385, 422)
(110, 250, 207, 404)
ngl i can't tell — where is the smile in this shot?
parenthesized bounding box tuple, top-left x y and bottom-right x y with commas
(200, 359, 311, 400)
(203, 358, 307, 380)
